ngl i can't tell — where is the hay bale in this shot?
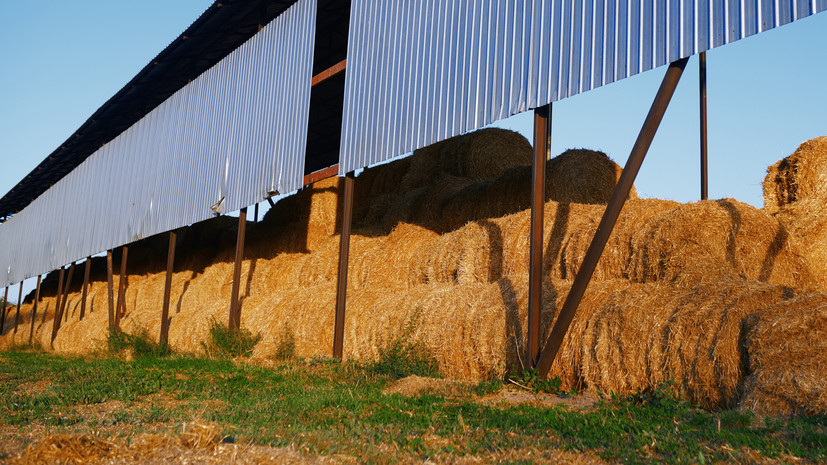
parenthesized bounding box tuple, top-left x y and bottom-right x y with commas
(400, 128, 532, 190)
(546, 280, 800, 410)
(763, 136, 827, 213)
(627, 199, 818, 290)
(739, 293, 827, 416)
(772, 198, 827, 285)
(547, 149, 637, 204)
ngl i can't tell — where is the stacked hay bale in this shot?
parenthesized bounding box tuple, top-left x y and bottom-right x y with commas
(763, 136, 827, 284)
(6, 129, 827, 416)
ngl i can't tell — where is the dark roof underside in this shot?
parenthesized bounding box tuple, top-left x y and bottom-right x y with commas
(0, 0, 300, 220)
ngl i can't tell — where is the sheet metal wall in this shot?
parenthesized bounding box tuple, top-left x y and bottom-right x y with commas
(0, 0, 316, 287)
(339, 0, 826, 173)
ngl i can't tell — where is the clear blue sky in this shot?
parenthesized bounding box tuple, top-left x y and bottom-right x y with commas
(0, 3, 825, 300)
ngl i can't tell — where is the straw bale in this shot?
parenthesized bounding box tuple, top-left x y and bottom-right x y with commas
(546, 280, 800, 409)
(772, 198, 827, 285)
(399, 128, 532, 191)
(439, 150, 637, 232)
(627, 199, 818, 289)
(739, 293, 827, 416)
(762, 136, 827, 213)
(546, 149, 637, 204)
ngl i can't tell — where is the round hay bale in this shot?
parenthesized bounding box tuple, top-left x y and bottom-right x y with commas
(763, 136, 827, 213)
(546, 280, 800, 410)
(773, 198, 827, 285)
(547, 149, 637, 204)
(400, 128, 532, 190)
(740, 293, 827, 416)
(627, 199, 818, 289)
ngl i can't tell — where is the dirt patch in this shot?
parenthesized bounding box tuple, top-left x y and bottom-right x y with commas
(480, 386, 600, 411)
(14, 380, 54, 397)
(382, 375, 471, 398)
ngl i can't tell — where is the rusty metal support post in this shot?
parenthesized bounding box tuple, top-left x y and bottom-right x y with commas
(107, 250, 115, 332)
(160, 231, 177, 345)
(115, 247, 128, 328)
(14, 281, 23, 333)
(61, 263, 75, 323)
(699, 51, 708, 201)
(1, 286, 7, 334)
(55, 267, 65, 324)
(229, 208, 247, 331)
(30, 275, 41, 344)
(528, 104, 551, 368)
(537, 58, 688, 378)
(80, 258, 91, 320)
(333, 172, 355, 360)
(51, 267, 66, 346)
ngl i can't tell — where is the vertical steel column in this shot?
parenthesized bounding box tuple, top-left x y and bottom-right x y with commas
(52, 263, 75, 342)
(107, 250, 115, 332)
(115, 247, 128, 328)
(51, 267, 66, 345)
(30, 275, 41, 344)
(55, 267, 65, 325)
(537, 58, 688, 378)
(254, 203, 260, 223)
(80, 258, 91, 320)
(333, 172, 355, 360)
(13, 281, 23, 333)
(528, 104, 551, 367)
(160, 231, 177, 345)
(699, 51, 708, 201)
(60, 263, 75, 323)
(1, 286, 7, 334)
(229, 208, 247, 331)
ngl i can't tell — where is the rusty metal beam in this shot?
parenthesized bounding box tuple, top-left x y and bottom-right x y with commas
(160, 231, 176, 345)
(30, 275, 41, 344)
(311, 59, 346, 87)
(699, 51, 708, 201)
(51, 267, 66, 346)
(1, 286, 7, 334)
(229, 208, 247, 331)
(14, 282, 23, 333)
(80, 258, 91, 320)
(115, 246, 128, 328)
(537, 57, 688, 378)
(61, 263, 75, 323)
(107, 250, 115, 332)
(303, 164, 339, 187)
(528, 104, 551, 367)
(333, 172, 355, 360)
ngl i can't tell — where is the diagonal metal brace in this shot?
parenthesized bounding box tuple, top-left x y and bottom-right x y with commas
(536, 57, 689, 378)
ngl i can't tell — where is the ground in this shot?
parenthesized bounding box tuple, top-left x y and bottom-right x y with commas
(0, 348, 824, 464)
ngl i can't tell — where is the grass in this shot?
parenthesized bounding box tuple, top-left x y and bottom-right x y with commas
(0, 348, 824, 464)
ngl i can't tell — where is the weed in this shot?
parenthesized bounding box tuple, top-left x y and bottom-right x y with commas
(368, 311, 439, 379)
(202, 319, 261, 358)
(473, 379, 503, 396)
(273, 323, 295, 360)
(510, 368, 565, 394)
(108, 329, 171, 358)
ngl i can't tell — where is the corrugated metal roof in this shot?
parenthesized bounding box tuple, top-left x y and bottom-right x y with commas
(339, 0, 826, 174)
(0, 0, 316, 287)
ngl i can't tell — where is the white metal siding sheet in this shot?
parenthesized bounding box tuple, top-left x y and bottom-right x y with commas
(339, 0, 826, 174)
(0, 0, 316, 287)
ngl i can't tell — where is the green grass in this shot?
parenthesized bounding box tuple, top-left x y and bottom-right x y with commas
(0, 348, 824, 464)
